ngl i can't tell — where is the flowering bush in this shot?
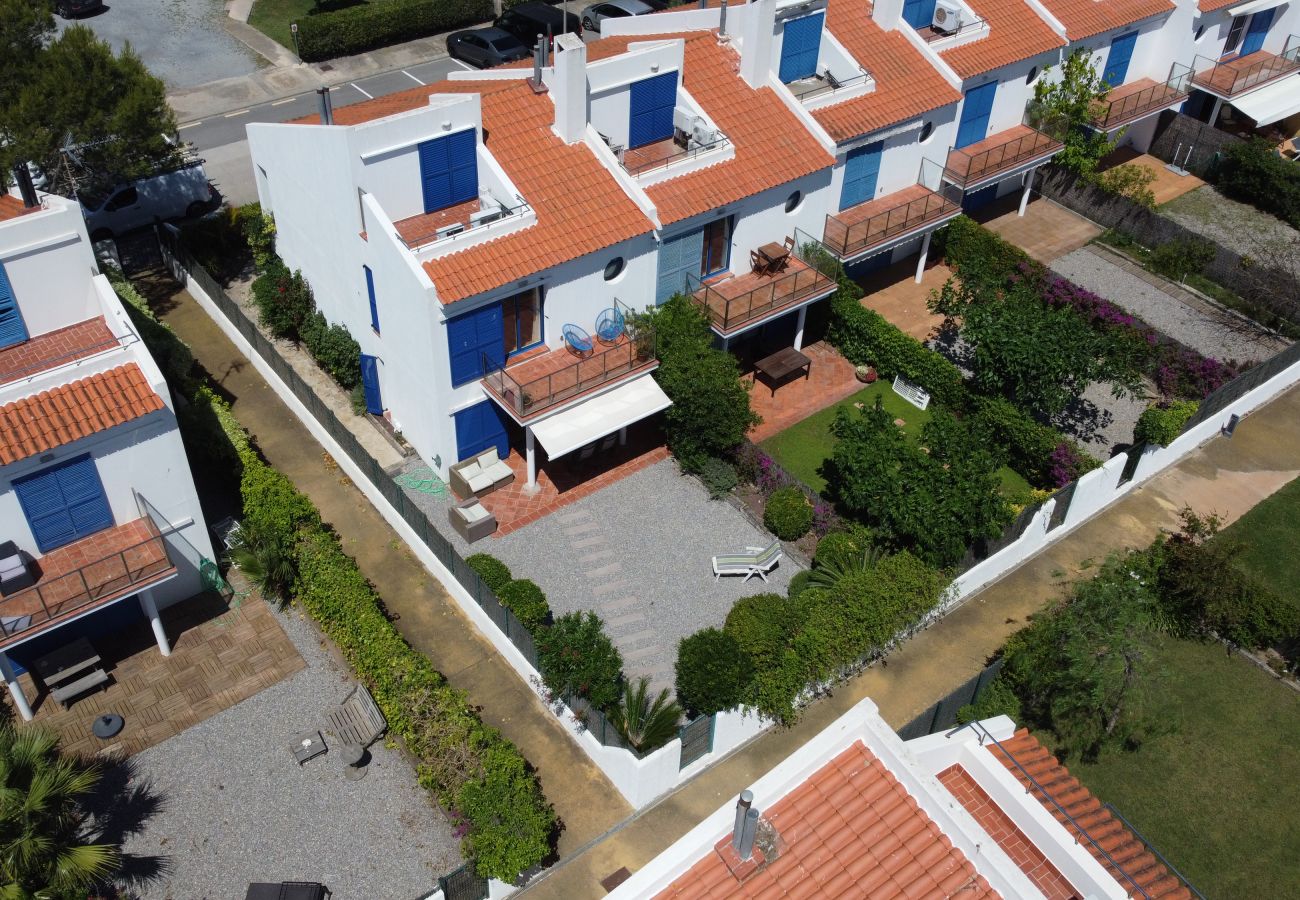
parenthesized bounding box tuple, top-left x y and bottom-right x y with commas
(1048, 441, 1099, 487)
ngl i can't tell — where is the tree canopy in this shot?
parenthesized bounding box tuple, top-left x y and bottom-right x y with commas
(1031, 48, 1116, 178)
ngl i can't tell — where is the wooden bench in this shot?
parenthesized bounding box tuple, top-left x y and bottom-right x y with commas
(51, 667, 109, 707)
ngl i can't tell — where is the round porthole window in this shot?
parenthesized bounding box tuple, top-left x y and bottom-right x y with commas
(919, 121, 934, 143)
(1026, 66, 1039, 84)
(785, 190, 803, 213)
(603, 257, 625, 281)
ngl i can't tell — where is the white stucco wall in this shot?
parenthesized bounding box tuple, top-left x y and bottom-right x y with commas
(0, 197, 100, 339)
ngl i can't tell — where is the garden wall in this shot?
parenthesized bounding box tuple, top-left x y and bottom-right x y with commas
(1148, 110, 1245, 176)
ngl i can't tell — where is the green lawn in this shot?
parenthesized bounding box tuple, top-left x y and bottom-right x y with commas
(248, 0, 329, 51)
(1220, 475, 1300, 604)
(1068, 635, 1300, 898)
(760, 382, 1029, 498)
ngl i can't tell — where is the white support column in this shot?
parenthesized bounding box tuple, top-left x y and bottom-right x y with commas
(618, 426, 628, 446)
(0, 652, 32, 722)
(525, 426, 537, 492)
(139, 589, 171, 657)
(721, 336, 730, 352)
(1209, 97, 1223, 126)
(1018, 168, 1035, 217)
(915, 233, 932, 284)
(793, 306, 807, 351)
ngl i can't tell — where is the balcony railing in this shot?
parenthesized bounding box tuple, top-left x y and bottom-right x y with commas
(396, 197, 531, 251)
(0, 520, 173, 643)
(922, 13, 988, 43)
(1093, 64, 1193, 130)
(1192, 35, 1300, 97)
(823, 163, 962, 259)
(788, 69, 871, 103)
(619, 128, 730, 178)
(944, 116, 1064, 187)
(687, 239, 839, 335)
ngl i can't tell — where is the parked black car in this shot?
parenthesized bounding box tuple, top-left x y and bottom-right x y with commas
(54, 0, 103, 16)
(447, 27, 532, 69)
(494, 1, 583, 50)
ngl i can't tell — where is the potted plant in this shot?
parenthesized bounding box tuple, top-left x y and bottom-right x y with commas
(855, 364, 877, 384)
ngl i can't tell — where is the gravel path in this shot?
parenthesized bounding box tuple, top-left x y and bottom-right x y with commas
(1051, 379, 1148, 457)
(119, 605, 461, 899)
(1050, 246, 1287, 365)
(1161, 185, 1300, 262)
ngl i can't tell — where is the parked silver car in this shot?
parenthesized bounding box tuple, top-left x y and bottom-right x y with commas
(581, 0, 656, 34)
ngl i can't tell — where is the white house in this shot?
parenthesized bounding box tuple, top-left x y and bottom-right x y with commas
(0, 190, 213, 720)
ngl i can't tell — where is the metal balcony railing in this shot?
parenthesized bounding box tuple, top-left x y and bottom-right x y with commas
(944, 112, 1064, 187)
(788, 69, 872, 103)
(1093, 63, 1194, 130)
(396, 197, 531, 251)
(619, 128, 730, 178)
(687, 239, 839, 334)
(823, 161, 962, 259)
(1192, 35, 1300, 97)
(922, 13, 988, 43)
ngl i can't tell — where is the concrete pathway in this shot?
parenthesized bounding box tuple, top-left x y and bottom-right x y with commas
(520, 382, 1300, 899)
(153, 284, 634, 859)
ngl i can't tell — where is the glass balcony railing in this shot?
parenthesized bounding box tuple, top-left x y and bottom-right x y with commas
(823, 161, 962, 259)
(1093, 64, 1193, 130)
(687, 239, 839, 335)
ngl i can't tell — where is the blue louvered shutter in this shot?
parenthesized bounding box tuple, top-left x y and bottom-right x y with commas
(455, 400, 509, 461)
(839, 141, 884, 210)
(1241, 8, 1274, 56)
(955, 80, 997, 149)
(1102, 31, 1138, 88)
(419, 129, 478, 213)
(364, 266, 379, 333)
(779, 13, 824, 83)
(447, 302, 504, 387)
(902, 0, 939, 30)
(629, 72, 678, 149)
(14, 455, 113, 553)
(656, 228, 704, 305)
(360, 354, 382, 414)
(0, 262, 29, 349)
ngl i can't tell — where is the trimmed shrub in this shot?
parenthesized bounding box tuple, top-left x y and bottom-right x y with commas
(786, 569, 812, 599)
(467, 554, 512, 593)
(968, 396, 1064, 489)
(295, 0, 494, 62)
(1217, 138, 1300, 229)
(698, 457, 739, 499)
(537, 612, 623, 711)
(956, 675, 1022, 725)
(724, 593, 803, 671)
(1134, 399, 1200, 446)
(813, 530, 867, 570)
(310, 321, 362, 389)
(1150, 237, 1215, 283)
(498, 579, 550, 632)
(763, 486, 812, 541)
(675, 628, 754, 716)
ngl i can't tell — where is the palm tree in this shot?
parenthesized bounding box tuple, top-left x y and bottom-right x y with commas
(0, 726, 118, 899)
(229, 521, 296, 603)
(608, 677, 683, 754)
(807, 544, 884, 590)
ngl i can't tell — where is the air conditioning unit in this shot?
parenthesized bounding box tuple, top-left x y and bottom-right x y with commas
(436, 223, 465, 240)
(672, 108, 696, 135)
(932, 0, 965, 34)
(469, 206, 503, 227)
(688, 121, 717, 150)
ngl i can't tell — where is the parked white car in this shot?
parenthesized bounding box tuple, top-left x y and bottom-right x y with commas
(81, 161, 219, 240)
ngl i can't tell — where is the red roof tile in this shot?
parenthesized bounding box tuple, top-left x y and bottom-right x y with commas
(654, 741, 1000, 899)
(1037, 0, 1173, 40)
(817, 0, 963, 141)
(939, 0, 1066, 79)
(0, 195, 37, 223)
(1197, 0, 1236, 12)
(0, 364, 164, 465)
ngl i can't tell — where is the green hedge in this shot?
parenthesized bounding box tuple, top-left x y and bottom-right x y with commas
(1217, 138, 1300, 229)
(1134, 399, 1200, 447)
(498, 579, 550, 633)
(968, 396, 1066, 489)
(296, 0, 494, 62)
(939, 215, 1031, 290)
(763, 486, 812, 541)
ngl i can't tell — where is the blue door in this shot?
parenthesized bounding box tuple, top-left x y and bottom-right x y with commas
(1102, 31, 1138, 87)
(901, 0, 938, 29)
(962, 183, 999, 212)
(454, 400, 509, 461)
(14, 455, 113, 554)
(1241, 8, 1275, 56)
(656, 228, 704, 304)
(359, 354, 382, 415)
(779, 12, 824, 83)
(839, 141, 884, 210)
(447, 302, 504, 387)
(418, 129, 478, 214)
(0, 261, 28, 349)
(629, 72, 677, 149)
(955, 81, 997, 149)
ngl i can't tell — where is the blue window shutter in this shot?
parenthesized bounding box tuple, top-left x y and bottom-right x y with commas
(447, 302, 504, 387)
(419, 129, 478, 213)
(455, 400, 509, 461)
(1102, 31, 1138, 88)
(839, 141, 884, 210)
(360, 354, 383, 414)
(902, 0, 939, 30)
(629, 72, 678, 149)
(778, 13, 824, 83)
(0, 262, 29, 349)
(955, 81, 997, 149)
(656, 228, 704, 304)
(448, 128, 479, 206)
(57, 457, 113, 538)
(14, 455, 112, 553)
(364, 266, 379, 333)
(1241, 8, 1274, 55)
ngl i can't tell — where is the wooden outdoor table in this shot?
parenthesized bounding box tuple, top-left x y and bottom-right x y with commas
(756, 241, 791, 273)
(754, 346, 812, 396)
(32, 637, 100, 687)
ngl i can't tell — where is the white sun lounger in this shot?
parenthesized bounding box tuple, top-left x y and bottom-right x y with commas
(712, 541, 783, 583)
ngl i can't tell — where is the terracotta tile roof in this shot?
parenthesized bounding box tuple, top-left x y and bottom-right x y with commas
(939, 0, 1065, 79)
(1037, 0, 1174, 40)
(588, 32, 836, 225)
(817, 0, 962, 141)
(1197, 0, 1236, 12)
(0, 363, 164, 465)
(0, 195, 37, 223)
(993, 730, 1195, 899)
(654, 741, 1000, 899)
(0, 318, 118, 386)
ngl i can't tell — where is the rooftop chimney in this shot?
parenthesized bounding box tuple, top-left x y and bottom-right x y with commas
(719, 0, 729, 38)
(731, 791, 759, 860)
(316, 87, 334, 125)
(11, 165, 38, 209)
(739, 0, 775, 89)
(551, 33, 588, 145)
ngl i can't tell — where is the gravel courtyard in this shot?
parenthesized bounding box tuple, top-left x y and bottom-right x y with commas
(1161, 185, 1300, 262)
(119, 604, 461, 898)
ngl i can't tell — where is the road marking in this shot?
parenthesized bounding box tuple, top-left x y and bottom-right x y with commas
(350, 82, 373, 99)
(178, 121, 202, 130)
(271, 97, 296, 106)
(403, 70, 425, 85)
(450, 59, 474, 71)
(223, 108, 251, 118)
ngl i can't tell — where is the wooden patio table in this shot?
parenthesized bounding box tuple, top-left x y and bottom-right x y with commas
(753, 346, 812, 396)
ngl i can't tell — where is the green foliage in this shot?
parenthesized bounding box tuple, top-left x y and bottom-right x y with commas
(250, 260, 308, 339)
(939, 215, 1031, 294)
(180, 203, 271, 283)
(537, 612, 624, 711)
(311, 321, 363, 389)
(350, 382, 367, 416)
(651, 296, 760, 471)
(786, 569, 813, 599)
(1149, 237, 1215, 283)
(108, 269, 195, 388)
(806, 542, 883, 590)
(498, 579, 550, 633)
(608, 677, 683, 754)
(812, 530, 868, 569)
(0, 726, 119, 897)
(1217, 138, 1300, 229)
(0, 24, 181, 196)
(467, 553, 512, 593)
(0, 0, 53, 109)
(295, 0, 494, 62)
(1094, 163, 1157, 209)
(698, 456, 739, 499)
(1134, 400, 1199, 446)
(763, 486, 812, 541)
(230, 519, 298, 603)
(454, 742, 555, 883)
(675, 628, 754, 716)
(241, 203, 277, 272)
(724, 593, 802, 672)
(1030, 48, 1116, 178)
(956, 675, 1022, 725)
(968, 396, 1064, 488)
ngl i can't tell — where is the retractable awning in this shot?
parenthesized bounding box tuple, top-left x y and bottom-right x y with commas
(1231, 74, 1300, 126)
(529, 375, 671, 459)
(1226, 0, 1286, 17)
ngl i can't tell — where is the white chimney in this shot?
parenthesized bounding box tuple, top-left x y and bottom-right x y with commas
(551, 33, 588, 144)
(872, 0, 905, 29)
(739, 0, 776, 89)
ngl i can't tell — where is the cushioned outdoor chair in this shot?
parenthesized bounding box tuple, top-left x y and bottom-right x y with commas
(712, 541, 783, 583)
